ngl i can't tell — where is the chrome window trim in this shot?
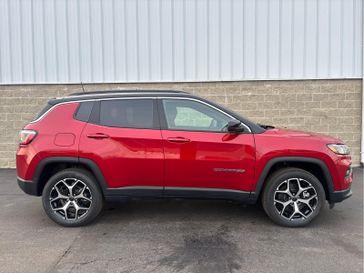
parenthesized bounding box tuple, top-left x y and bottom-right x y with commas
(30, 96, 252, 133)
(30, 97, 157, 123)
(159, 97, 252, 133)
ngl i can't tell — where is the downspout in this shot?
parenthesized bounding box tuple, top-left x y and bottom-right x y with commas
(361, 7, 364, 166)
(361, 91, 364, 165)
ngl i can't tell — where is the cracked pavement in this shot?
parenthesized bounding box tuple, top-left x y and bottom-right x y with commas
(0, 168, 363, 273)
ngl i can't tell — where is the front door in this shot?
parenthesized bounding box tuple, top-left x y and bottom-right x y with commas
(159, 98, 255, 194)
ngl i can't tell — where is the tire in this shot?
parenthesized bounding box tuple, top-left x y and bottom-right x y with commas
(262, 167, 325, 227)
(42, 168, 103, 227)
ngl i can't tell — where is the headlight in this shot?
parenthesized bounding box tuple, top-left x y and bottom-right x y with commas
(327, 144, 350, 155)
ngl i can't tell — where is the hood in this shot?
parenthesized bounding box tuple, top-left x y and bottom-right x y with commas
(261, 127, 343, 144)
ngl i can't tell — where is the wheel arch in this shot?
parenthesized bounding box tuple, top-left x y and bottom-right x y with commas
(33, 156, 108, 196)
(252, 157, 334, 202)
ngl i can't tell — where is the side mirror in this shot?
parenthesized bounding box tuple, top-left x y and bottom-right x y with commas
(227, 120, 244, 133)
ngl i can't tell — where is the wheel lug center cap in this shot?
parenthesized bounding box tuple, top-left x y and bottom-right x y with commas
(292, 197, 298, 202)
(69, 196, 75, 201)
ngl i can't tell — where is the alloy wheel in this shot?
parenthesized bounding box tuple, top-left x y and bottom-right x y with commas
(274, 178, 318, 221)
(49, 178, 92, 221)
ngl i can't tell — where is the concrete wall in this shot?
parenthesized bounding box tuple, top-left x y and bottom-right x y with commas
(0, 79, 362, 167)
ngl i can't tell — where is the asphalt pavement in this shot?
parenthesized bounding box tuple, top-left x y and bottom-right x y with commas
(0, 168, 363, 273)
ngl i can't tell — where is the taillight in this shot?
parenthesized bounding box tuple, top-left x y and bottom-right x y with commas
(19, 129, 37, 145)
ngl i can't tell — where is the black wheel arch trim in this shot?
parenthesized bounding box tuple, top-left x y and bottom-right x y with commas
(32, 156, 109, 195)
(251, 156, 337, 202)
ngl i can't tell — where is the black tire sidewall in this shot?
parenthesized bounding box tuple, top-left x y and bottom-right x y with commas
(42, 168, 103, 227)
(262, 168, 325, 227)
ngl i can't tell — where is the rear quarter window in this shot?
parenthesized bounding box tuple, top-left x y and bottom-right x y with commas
(32, 103, 53, 121)
(74, 101, 94, 122)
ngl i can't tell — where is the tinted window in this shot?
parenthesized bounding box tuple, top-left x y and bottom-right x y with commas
(32, 102, 52, 121)
(100, 99, 155, 129)
(162, 99, 232, 132)
(74, 101, 94, 122)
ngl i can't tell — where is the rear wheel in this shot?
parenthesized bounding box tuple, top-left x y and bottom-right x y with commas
(42, 168, 103, 227)
(262, 168, 325, 227)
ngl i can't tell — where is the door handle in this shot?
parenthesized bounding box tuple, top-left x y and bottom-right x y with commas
(167, 137, 191, 143)
(87, 133, 110, 139)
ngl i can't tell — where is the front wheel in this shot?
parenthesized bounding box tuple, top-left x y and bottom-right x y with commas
(42, 168, 103, 227)
(262, 168, 326, 227)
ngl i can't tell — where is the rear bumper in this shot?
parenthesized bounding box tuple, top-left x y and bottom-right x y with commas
(17, 177, 39, 196)
(329, 188, 352, 204)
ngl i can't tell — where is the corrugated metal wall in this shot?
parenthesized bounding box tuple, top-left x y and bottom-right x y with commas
(0, 0, 362, 84)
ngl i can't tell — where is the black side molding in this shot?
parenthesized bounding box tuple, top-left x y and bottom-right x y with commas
(164, 187, 254, 203)
(28, 155, 349, 205)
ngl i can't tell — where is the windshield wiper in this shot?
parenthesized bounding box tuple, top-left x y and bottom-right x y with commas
(257, 123, 275, 130)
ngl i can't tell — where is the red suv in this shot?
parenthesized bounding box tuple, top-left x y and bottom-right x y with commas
(16, 90, 353, 227)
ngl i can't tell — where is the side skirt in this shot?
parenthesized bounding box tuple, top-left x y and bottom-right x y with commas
(104, 186, 256, 204)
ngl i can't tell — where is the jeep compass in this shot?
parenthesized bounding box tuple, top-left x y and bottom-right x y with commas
(16, 90, 353, 227)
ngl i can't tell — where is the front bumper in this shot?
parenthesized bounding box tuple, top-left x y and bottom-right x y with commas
(329, 188, 352, 204)
(17, 177, 39, 196)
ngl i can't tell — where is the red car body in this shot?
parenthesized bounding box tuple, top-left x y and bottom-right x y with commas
(16, 91, 352, 206)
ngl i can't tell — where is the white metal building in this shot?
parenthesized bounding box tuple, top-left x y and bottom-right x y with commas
(0, 0, 362, 83)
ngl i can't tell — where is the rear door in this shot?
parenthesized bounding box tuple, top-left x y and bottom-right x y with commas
(159, 98, 256, 194)
(79, 98, 164, 194)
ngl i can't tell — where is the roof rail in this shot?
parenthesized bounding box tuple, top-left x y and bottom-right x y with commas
(69, 90, 189, 97)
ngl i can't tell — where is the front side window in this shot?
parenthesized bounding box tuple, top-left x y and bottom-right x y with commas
(99, 99, 155, 129)
(162, 99, 232, 132)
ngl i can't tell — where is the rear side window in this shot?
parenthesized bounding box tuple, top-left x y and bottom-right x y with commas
(32, 103, 53, 121)
(99, 99, 156, 129)
(74, 101, 94, 122)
